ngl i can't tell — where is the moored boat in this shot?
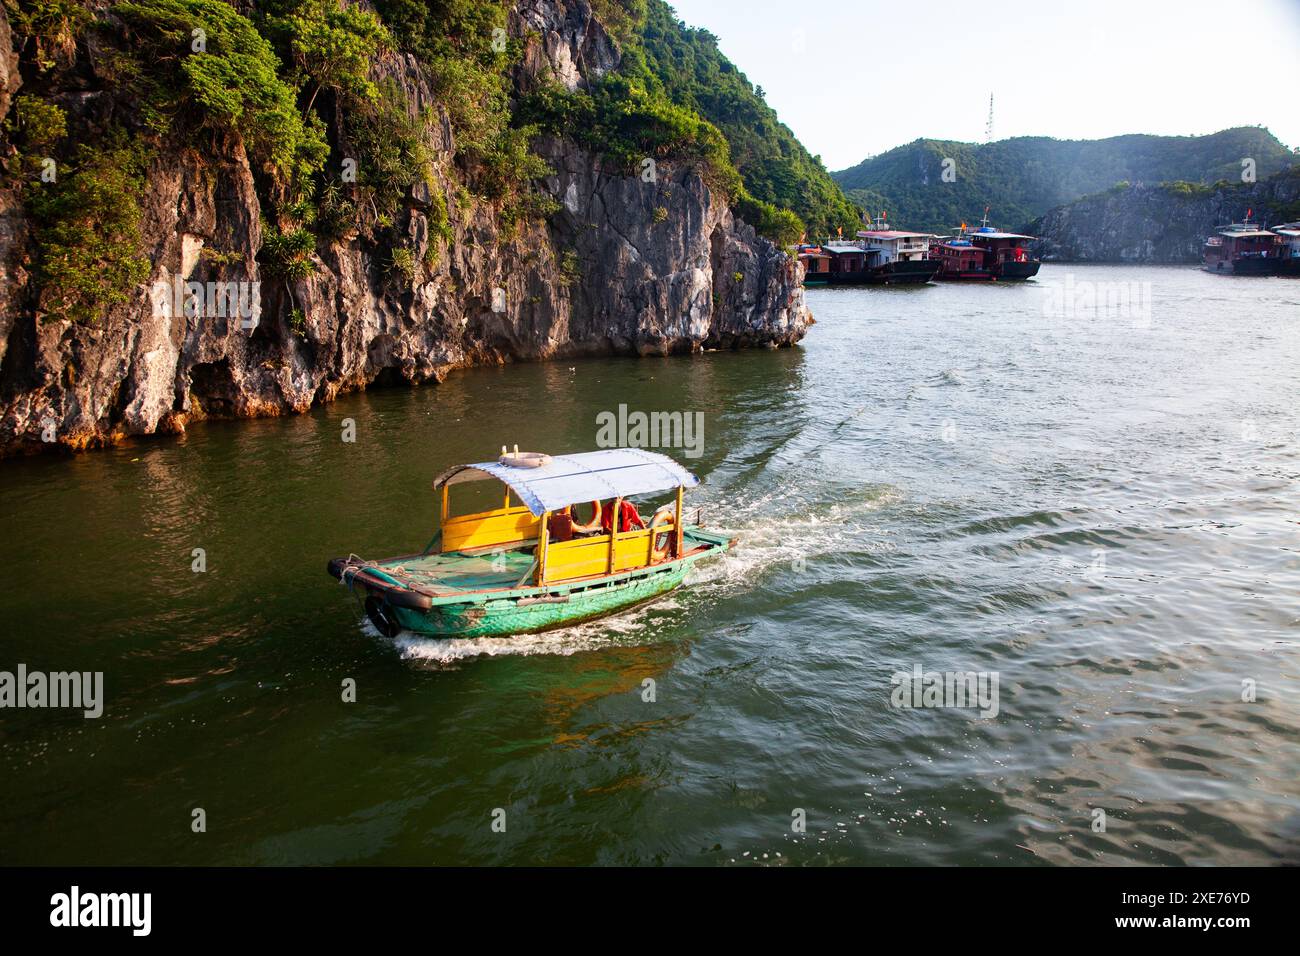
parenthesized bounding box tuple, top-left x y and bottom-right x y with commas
(853, 215, 941, 284)
(327, 448, 734, 639)
(797, 244, 833, 285)
(1271, 222, 1300, 277)
(797, 215, 939, 285)
(965, 212, 1040, 280)
(1203, 213, 1280, 275)
(930, 226, 994, 281)
(813, 240, 875, 285)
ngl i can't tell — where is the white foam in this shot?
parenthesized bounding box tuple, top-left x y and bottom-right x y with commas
(687, 483, 903, 596)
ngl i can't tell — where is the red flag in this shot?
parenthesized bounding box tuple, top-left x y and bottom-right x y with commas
(1247, 208, 1253, 220)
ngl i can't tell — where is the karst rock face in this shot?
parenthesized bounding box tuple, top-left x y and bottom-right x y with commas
(0, 1, 810, 457)
(1031, 171, 1300, 263)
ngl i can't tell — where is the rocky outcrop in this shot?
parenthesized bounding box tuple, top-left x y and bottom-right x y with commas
(0, 4, 19, 124)
(0, 3, 23, 375)
(0, 0, 810, 457)
(540, 140, 805, 354)
(1031, 167, 1300, 262)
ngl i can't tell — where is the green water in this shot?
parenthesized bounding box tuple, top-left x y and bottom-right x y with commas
(1, 264, 1297, 865)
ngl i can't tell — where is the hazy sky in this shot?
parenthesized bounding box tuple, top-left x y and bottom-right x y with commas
(666, 0, 1300, 171)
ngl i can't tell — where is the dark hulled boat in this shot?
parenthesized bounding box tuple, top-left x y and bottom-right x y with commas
(853, 215, 941, 284)
(798, 241, 877, 285)
(930, 233, 994, 281)
(798, 244, 833, 285)
(1268, 222, 1299, 277)
(931, 214, 1039, 281)
(798, 215, 939, 285)
(1203, 216, 1281, 275)
(966, 213, 1040, 280)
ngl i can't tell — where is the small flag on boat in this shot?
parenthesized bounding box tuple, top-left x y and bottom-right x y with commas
(837, 226, 842, 236)
(1247, 208, 1253, 219)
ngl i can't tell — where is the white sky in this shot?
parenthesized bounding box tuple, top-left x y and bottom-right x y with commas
(665, 0, 1300, 171)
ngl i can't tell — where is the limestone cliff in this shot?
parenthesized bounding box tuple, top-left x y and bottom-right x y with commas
(0, 0, 809, 457)
(1031, 167, 1300, 263)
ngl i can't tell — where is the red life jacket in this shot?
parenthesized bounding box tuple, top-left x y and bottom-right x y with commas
(601, 500, 645, 534)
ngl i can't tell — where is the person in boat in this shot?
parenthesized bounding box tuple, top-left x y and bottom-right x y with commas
(601, 498, 647, 534)
(549, 499, 645, 541)
(547, 508, 575, 543)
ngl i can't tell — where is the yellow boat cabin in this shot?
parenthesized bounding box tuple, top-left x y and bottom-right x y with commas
(328, 448, 735, 638)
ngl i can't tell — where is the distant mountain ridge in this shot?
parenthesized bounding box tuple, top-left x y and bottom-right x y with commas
(831, 128, 1297, 234)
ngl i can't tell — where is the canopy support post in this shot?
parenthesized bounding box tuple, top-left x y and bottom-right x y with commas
(608, 497, 622, 574)
(440, 485, 449, 522)
(675, 485, 684, 557)
(537, 510, 551, 585)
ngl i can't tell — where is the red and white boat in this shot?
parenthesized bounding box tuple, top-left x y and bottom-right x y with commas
(1203, 212, 1280, 275)
(931, 212, 1039, 281)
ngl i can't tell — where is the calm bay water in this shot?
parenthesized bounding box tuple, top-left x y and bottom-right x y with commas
(1, 263, 1297, 865)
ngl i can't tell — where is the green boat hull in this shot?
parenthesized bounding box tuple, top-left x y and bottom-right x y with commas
(332, 526, 733, 639)
(391, 561, 692, 638)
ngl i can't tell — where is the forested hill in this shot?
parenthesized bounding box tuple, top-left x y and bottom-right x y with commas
(831, 128, 1297, 234)
(633, 1, 861, 238)
(524, 0, 862, 241)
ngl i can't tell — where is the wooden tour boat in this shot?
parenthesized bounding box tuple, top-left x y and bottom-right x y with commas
(931, 212, 1039, 281)
(799, 213, 939, 285)
(1203, 213, 1281, 275)
(328, 448, 734, 639)
(1268, 221, 1299, 277)
(930, 224, 994, 281)
(966, 211, 1040, 280)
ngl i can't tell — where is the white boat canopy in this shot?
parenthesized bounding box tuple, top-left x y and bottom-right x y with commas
(434, 449, 700, 516)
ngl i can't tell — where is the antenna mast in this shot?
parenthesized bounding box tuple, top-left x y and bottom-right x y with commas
(985, 92, 994, 143)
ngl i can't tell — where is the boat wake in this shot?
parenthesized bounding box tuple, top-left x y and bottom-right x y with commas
(687, 481, 903, 595)
(372, 479, 902, 664)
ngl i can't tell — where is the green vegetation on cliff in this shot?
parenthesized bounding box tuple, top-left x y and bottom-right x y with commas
(370, 0, 551, 211)
(25, 133, 152, 324)
(517, 0, 856, 244)
(4, 0, 840, 324)
(834, 127, 1297, 233)
(634, 1, 859, 239)
(115, 0, 331, 187)
(5, 84, 150, 324)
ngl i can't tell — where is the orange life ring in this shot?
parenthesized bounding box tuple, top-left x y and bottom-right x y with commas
(650, 507, 675, 561)
(568, 500, 603, 533)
